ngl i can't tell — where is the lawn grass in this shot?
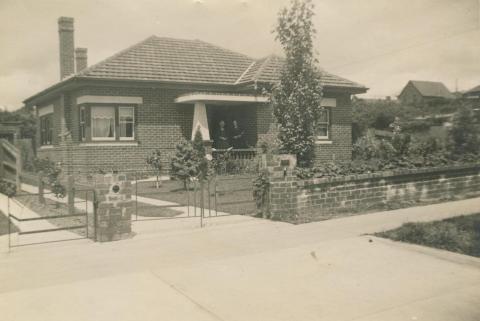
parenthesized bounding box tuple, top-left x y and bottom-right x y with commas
(134, 175, 256, 215)
(376, 213, 480, 257)
(0, 211, 19, 236)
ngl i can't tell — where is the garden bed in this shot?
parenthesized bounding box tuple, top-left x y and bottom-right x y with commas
(376, 214, 480, 258)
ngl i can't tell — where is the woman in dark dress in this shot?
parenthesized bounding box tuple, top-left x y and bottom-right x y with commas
(231, 119, 246, 149)
(215, 120, 230, 149)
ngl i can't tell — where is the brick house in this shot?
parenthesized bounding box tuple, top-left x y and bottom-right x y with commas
(24, 17, 367, 173)
(398, 80, 455, 105)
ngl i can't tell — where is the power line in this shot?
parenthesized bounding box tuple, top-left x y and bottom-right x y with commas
(328, 23, 479, 72)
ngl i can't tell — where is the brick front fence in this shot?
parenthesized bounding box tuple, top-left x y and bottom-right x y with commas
(265, 155, 480, 224)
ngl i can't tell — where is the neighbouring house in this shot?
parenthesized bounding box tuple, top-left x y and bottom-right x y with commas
(464, 85, 480, 98)
(23, 17, 367, 173)
(398, 80, 455, 105)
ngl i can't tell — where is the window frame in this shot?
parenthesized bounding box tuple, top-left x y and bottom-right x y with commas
(315, 107, 331, 141)
(79, 104, 137, 143)
(39, 113, 53, 146)
(79, 106, 86, 142)
(118, 106, 135, 141)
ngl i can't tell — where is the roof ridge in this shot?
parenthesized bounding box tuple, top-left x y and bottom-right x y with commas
(252, 55, 275, 83)
(234, 61, 256, 85)
(76, 35, 157, 77)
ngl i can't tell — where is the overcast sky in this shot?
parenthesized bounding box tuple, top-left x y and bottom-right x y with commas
(0, 0, 479, 110)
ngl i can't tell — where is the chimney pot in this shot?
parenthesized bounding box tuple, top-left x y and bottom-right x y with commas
(75, 48, 88, 73)
(58, 16, 75, 79)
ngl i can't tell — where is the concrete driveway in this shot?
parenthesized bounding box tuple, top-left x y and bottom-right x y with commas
(1, 197, 479, 321)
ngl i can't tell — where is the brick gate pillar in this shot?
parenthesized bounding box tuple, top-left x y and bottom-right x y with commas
(265, 154, 299, 223)
(90, 173, 133, 242)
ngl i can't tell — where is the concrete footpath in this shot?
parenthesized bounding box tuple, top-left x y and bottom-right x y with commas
(0, 197, 479, 321)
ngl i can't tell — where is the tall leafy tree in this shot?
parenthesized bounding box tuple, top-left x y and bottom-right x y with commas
(272, 0, 323, 167)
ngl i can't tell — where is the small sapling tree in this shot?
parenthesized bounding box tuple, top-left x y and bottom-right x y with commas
(146, 149, 163, 188)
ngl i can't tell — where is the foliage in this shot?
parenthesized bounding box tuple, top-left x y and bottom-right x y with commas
(146, 149, 163, 188)
(170, 129, 210, 189)
(447, 104, 480, 156)
(0, 179, 16, 197)
(271, 0, 323, 167)
(33, 158, 66, 198)
(170, 140, 198, 189)
(192, 129, 209, 181)
(211, 150, 258, 175)
(376, 214, 480, 257)
(256, 134, 281, 155)
(0, 107, 36, 139)
(253, 170, 270, 218)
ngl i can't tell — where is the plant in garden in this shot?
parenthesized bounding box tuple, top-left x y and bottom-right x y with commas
(170, 140, 198, 190)
(447, 104, 480, 156)
(33, 158, 66, 199)
(192, 129, 209, 181)
(146, 149, 162, 188)
(271, 0, 323, 167)
(253, 170, 270, 218)
(0, 179, 16, 197)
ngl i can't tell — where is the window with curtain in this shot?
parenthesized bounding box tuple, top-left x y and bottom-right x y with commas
(40, 114, 53, 145)
(91, 106, 115, 140)
(119, 107, 134, 140)
(315, 108, 330, 140)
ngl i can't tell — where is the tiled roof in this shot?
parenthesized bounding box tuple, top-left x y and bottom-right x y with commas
(408, 80, 455, 99)
(465, 84, 480, 94)
(77, 36, 253, 84)
(76, 36, 365, 90)
(236, 54, 366, 90)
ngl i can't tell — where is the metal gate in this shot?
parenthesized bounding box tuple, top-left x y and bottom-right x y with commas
(7, 190, 94, 248)
(131, 172, 256, 224)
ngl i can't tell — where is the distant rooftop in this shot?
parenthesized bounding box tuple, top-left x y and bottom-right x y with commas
(405, 80, 455, 99)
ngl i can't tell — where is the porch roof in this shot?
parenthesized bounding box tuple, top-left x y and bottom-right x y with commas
(174, 92, 269, 105)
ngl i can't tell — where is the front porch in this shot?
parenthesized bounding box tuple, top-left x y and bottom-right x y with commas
(175, 92, 270, 160)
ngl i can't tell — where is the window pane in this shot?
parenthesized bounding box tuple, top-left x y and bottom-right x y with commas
(92, 107, 115, 138)
(119, 107, 134, 121)
(119, 107, 134, 138)
(318, 109, 328, 123)
(120, 122, 134, 137)
(316, 125, 328, 138)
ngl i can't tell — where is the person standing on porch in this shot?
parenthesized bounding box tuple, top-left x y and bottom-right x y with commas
(215, 120, 230, 149)
(231, 119, 246, 149)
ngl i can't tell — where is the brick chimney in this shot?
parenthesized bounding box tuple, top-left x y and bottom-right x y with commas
(75, 48, 88, 72)
(58, 17, 75, 80)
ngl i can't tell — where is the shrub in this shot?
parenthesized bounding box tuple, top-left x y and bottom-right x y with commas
(170, 129, 210, 189)
(170, 140, 198, 190)
(0, 179, 16, 197)
(447, 104, 480, 156)
(33, 158, 66, 198)
(253, 170, 270, 218)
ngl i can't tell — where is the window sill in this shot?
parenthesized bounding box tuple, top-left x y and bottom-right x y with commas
(79, 142, 139, 147)
(39, 145, 54, 150)
(315, 140, 333, 145)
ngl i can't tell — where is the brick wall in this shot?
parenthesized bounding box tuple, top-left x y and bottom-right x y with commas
(35, 83, 354, 172)
(267, 158, 480, 223)
(313, 93, 352, 163)
(256, 93, 353, 165)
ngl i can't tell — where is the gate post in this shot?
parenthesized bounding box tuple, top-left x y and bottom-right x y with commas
(89, 173, 133, 242)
